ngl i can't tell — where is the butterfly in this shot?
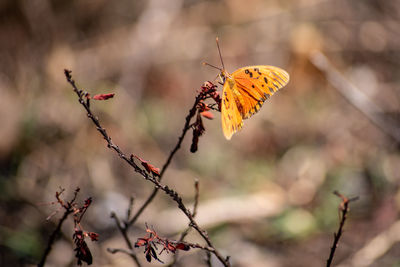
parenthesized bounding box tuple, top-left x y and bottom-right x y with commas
(206, 38, 290, 140)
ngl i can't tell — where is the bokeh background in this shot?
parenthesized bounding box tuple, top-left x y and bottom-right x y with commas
(1, 0, 400, 266)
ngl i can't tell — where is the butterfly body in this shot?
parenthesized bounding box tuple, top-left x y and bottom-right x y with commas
(220, 65, 289, 140)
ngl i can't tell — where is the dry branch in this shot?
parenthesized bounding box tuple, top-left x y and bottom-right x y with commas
(326, 191, 358, 267)
(64, 70, 230, 266)
(310, 51, 400, 145)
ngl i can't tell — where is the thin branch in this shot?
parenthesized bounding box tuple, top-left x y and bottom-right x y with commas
(64, 70, 148, 177)
(107, 247, 139, 259)
(110, 212, 141, 267)
(192, 179, 200, 217)
(168, 179, 200, 266)
(38, 206, 72, 267)
(175, 240, 216, 253)
(127, 93, 202, 227)
(38, 188, 80, 267)
(126, 196, 134, 222)
(65, 70, 230, 267)
(179, 179, 200, 241)
(310, 51, 400, 144)
(205, 251, 212, 267)
(326, 191, 359, 267)
(141, 176, 229, 266)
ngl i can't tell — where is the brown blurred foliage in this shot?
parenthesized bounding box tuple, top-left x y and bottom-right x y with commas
(1, 0, 400, 266)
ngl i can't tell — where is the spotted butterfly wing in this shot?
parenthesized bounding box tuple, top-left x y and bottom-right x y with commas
(221, 65, 289, 139)
(221, 77, 244, 140)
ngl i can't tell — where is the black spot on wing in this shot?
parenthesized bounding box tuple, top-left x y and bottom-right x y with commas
(224, 99, 230, 108)
(244, 69, 254, 78)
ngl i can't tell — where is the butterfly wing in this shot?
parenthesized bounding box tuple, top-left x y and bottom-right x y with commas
(231, 65, 289, 119)
(221, 78, 244, 140)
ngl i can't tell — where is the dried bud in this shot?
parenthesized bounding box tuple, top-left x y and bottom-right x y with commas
(201, 81, 217, 94)
(190, 129, 200, 153)
(132, 155, 161, 177)
(88, 232, 99, 241)
(75, 240, 92, 265)
(84, 197, 92, 207)
(92, 93, 115, 100)
(190, 113, 205, 153)
(142, 162, 161, 177)
(135, 238, 148, 247)
(176, 243, 190, 251)
(200, 111, 214, 120)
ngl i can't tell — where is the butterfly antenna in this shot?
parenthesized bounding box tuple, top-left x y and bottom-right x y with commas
(202, 62, 222, 71)
(216, 37, 225, 70)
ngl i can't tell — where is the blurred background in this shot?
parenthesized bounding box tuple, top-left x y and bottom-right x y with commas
(1, 0, 400, 266)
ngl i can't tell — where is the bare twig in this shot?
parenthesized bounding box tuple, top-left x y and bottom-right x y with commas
(127, 92, 204, 227)
(38, 204, 72, 267)
(64, 70, 148, 177)
(205, 251, 212, 267)
(38, 188, 81, 267)
(110, 212, 141, 266)
(107, 247, 139, 259)
(192, 179, 200, 217)
(145, 178, 229, 266)
(168, 179, 200, 266)
(179, 179, 200, 240)
(326, 191, 359, 267)
(310, 51, 400, 144)
(127, 196, 134, 222)
(65, 70, 230, 267)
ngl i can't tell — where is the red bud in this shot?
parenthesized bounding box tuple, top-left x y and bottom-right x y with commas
(176, 243, 190, 251)
(200, 111, 214, 120)
(88, 232, 99, 241)
(92, 93, 115, 100)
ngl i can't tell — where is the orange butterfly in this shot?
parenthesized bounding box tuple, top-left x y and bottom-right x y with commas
(206, 38, 290, 140)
